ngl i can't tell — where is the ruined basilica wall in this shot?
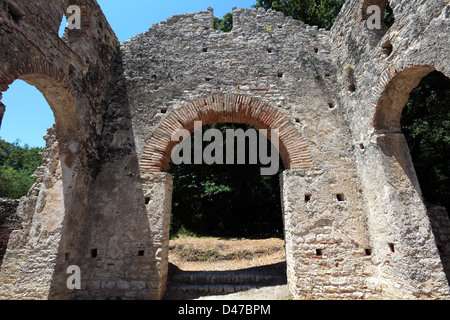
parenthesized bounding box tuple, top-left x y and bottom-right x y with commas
(328, 0, 450, 299)
(114, 7, 381, 300)
(0, 0, 120, 299)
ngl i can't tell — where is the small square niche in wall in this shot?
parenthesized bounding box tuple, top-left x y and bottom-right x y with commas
(336, 194, 346, 202)
(305, 194, 311, 202)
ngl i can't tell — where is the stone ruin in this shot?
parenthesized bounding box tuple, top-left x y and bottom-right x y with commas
(0, 0, 449, 300)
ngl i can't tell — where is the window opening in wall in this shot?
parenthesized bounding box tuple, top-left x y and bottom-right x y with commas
(316, 249, 323, 257)
(336, 194, 346, 202)
(388, 243, 395, 253)
(381, 40, 393, 57)
(8, 2, 24, 24)
(145, 197, 151, 205)
(69, 64, 76, 76)
(305, 194, 311, 203)
(365, 249, 372, 256)
(348, 83, 356, 93)
(91, 249, 98, 258)
(277, 72, 284, 78)
(138, 250, 145, 257)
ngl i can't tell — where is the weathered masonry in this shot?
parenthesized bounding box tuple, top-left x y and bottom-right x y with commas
(0, 0, 449, 300)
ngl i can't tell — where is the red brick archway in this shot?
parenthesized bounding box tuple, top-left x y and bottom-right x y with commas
(140, 94, 314, 173)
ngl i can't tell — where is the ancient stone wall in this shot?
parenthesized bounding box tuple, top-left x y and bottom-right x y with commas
(0, 0, 448, 300)
(0, 0, 120, 299)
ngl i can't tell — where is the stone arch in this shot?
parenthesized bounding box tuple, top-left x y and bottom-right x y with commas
(358, 0, 396, 45)
(139, 94, 314, 173)
(0, 57, 86, 300)
(0, 57, 81, 142)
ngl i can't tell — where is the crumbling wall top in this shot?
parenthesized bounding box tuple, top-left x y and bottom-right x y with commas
(138, 7, 330, 41)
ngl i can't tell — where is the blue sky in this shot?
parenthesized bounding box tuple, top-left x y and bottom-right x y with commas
(0, 0, 256, 147)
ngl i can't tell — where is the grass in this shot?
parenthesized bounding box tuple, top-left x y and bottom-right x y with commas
(314, 73, 323, 81)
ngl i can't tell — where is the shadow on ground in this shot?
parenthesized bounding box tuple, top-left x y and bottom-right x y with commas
(164, 261, 288, 300)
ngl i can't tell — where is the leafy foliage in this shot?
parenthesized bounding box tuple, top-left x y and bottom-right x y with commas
(401, 71, 450, 212)
(383, 2, 395, 29)
(169, 124, 284, 239)
(214, 12, 233, 32)
(252, 0, 346, 29)
(0, 139, 43, 199)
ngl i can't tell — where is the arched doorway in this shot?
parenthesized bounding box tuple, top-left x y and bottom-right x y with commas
(370, 65, 450, 294)
(165, 122, 287, 299)
(0, 79, 55, 267)
(139, 94, 313, 299)
(0, 59, 83, 300)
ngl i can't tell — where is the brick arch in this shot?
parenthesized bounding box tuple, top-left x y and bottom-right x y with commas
(0, 57, 80, 139)
(140, 94, 314, 173)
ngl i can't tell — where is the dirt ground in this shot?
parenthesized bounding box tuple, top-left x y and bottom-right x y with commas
(167, 237, 292, 300)
(168, 236, 286, 271)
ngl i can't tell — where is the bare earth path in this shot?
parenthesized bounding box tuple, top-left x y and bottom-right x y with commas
(164, 237, 292, 300)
